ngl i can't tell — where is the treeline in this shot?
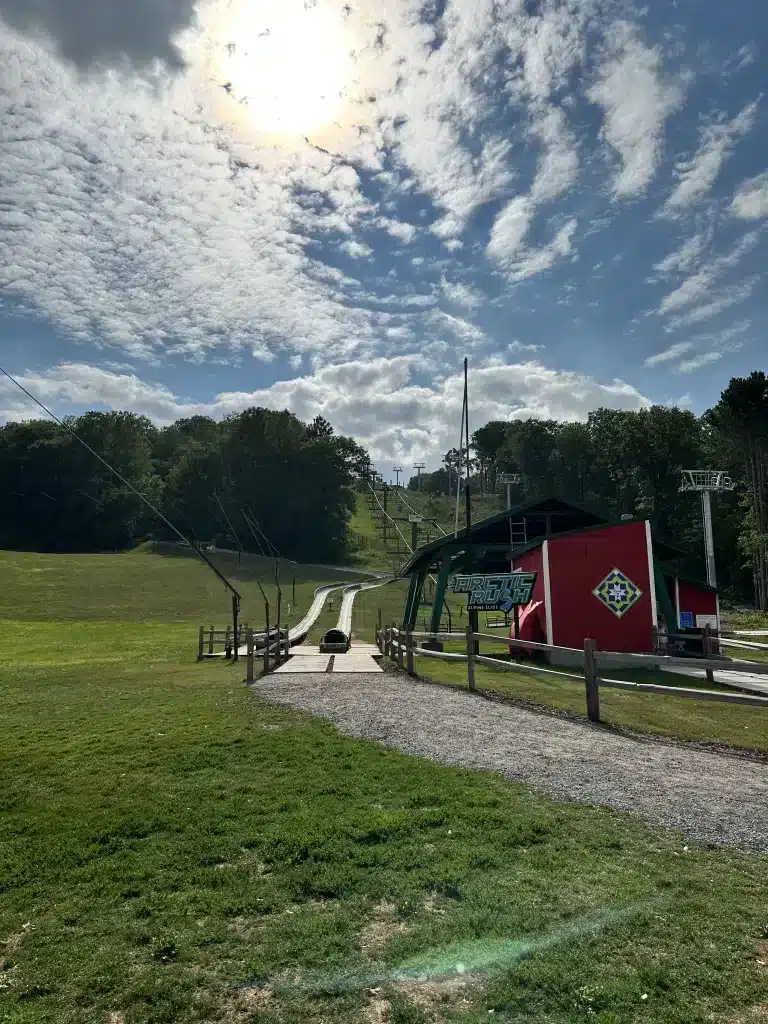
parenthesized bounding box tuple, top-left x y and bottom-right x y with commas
(409, 372, 768, 609)
(0, 409, 370, 564)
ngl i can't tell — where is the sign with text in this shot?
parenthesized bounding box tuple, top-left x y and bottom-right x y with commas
(449, 572, 537, 611)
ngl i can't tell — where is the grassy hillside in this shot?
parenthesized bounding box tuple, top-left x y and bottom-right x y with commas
(0, 546, 368, 631)
(2, 550, 768, 1023)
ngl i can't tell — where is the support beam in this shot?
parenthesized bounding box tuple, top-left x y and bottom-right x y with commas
(403, 569, 426, 630)
(428, 554, 453, 642)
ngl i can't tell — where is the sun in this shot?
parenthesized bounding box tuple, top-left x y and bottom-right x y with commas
(215, 0, 351, 136)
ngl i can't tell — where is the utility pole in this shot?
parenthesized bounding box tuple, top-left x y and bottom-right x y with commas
(413, 462, 425, 491)
(394, 466, 403, 488)
(679, 471, 735, 589)
(409, 514, 423, 552)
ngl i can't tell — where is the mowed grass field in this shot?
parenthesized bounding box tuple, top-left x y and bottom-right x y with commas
(2, 550, 768, 1024)
(0, 546, 369, 633)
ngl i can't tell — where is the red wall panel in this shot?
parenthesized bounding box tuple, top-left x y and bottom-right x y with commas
(677, 580, 717, 624)
(547, 521, 654, 652)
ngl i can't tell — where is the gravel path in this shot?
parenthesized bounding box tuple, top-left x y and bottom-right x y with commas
(257, 672, 768, 851)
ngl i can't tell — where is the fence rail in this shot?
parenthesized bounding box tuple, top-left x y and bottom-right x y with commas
(375, 622, 768, 722)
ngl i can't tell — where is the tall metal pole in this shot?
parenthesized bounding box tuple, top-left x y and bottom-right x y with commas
(464, 357, 471, 535)
(394, 467, 403, 488)
(702, 489, 717, 588)
(413, 462, 425, 491)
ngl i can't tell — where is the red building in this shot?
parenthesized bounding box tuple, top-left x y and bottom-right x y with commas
(399, 497, 718, 661)
(509, 517, 719, 661)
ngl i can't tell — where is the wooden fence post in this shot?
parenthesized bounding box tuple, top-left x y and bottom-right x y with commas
(208, 624, 214, 655)
(377, 608, 382, 641)
(466, 625, 476, 691)
(397, 628, 404, 669)
(406, 630, 415, 675)
(703, 624, 714, 683)
(263, 608, 271, 675)
(583, 639, 600, 723)
(198, 625, 204, 662)
(283, 630, 290, 662)
(225, 626, 232, 660)
(246, 629, 254, 685)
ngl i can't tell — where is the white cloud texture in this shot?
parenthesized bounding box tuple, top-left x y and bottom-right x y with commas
(588, 21, 683, 197)
(664, 101, 758, 212)
(0, 358, 652, 467)
(731, 172, 768, 219)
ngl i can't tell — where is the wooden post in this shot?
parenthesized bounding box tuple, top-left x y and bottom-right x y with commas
(225, 626, 232, 660)
(377, 608, 382, 641)
(246, 629, 254, 684)
(232, 594, 239, 663)
(466, 625, 476, 691)
(263, 607, 271, 675)
(198, 625, 204, 661)
(583, 639, 600, 723)
(274, 626, 281, 667)
(703, 624, 714, 683)
(406, 630, 415, 675)
(208, 624, 214, 655)
(397, 628, 404, 669)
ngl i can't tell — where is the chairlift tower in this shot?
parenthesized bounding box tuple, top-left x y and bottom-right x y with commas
(413, 462, 426, 491)
(393, 466, 403, 488)
(499, 473, 522, 511)
(679, 470, 736, 588)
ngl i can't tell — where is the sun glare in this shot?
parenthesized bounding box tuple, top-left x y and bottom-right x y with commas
(215, 0, 351, 135)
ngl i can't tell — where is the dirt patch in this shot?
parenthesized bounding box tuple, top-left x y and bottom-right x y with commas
(105, 1014, 126, 1024)
(363, 994, 391, 1023)
(360, 902, 410, 959)
(756, 939, 768, 971)
(396, 974, 479, 1014)
(0, 922, 30, 992)
(199, 984, 273, 1023)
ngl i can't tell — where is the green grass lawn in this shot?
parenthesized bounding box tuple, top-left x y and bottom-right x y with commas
(0, 547, 366, 635)
(2, 550, 768, 1023)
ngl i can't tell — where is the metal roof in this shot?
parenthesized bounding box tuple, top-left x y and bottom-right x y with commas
(398, 497, 686, 577)
(398, 497, 609, 576)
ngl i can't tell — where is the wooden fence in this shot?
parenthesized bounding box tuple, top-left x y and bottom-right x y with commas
(375, 624, 768, 723)
(198, 623, 290, 680)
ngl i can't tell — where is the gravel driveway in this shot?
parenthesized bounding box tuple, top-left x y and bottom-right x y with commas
(257, 672, 768, 851)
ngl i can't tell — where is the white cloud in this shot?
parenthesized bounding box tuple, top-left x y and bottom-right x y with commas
(644, 341, 694, 367)
(340, 239, 374, 259)
(652, 233, 707, 277)
(488, 214, 577, 282)
(656, 231, 760, 318)
(377, 218, 418, 243)
(487, 197, 534, 262)
(676, 350, 726, 374)
(0, 357, 652, 468)
(440, 277, 484, 310)
(588, 21, 683, 197)
(664, 101, 758, 212)
(731, 172, 768, 219)
(665, 278, 758, 328)
(530, 105, 580, 203)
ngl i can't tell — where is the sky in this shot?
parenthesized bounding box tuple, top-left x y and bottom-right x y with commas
(0, 0, 766, 473)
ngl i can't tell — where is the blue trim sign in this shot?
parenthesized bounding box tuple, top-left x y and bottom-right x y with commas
(679, 611, 694, 628)
(449, 572, 538, 612)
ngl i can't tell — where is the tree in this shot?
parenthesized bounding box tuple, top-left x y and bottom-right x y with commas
(306, 415, 334, 440)
(706, 372, 768, 609)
